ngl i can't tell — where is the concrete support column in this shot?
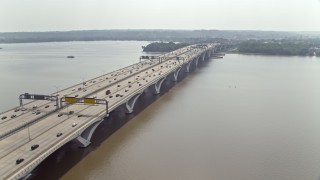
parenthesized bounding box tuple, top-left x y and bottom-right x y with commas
(173, 67, 182, 81)
(195, 56, 200, 67)
(76, 119, 103, 147)
(152, 76, 166, 94)
(201, 53, 205, 62)
(206, 50, 211, 59)
(125, 92, 143, 114)
(185, 60, 193, 73)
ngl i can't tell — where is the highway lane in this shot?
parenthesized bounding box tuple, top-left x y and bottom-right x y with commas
(0, 47, 205, 158)
(0, 59, 176, 178)
(0, 46, 198, 142)
(0, 44, 214, 179)
(0, 47, 194, 139)
(0, 46, 190, 122)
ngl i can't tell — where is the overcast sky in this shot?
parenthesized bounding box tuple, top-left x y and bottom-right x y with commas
(0, 0, 320, 32)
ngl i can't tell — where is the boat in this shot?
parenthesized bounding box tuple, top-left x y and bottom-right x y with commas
(67, 56, 75, 58)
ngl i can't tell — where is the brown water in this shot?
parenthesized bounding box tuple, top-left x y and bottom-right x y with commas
(37, 54, 320, 180)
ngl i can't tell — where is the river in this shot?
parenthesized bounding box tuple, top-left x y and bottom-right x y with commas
(1, 41, 320, 180)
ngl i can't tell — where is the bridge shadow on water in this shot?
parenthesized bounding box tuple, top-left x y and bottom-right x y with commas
(30, 59, 214, 180)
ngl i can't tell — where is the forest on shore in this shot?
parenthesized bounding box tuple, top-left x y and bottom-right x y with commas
(142, 42, 190, 52)
(237, 39, 320, 56)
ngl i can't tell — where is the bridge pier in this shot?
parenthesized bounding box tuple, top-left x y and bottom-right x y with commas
(195, 56, 200, 67)
(76, 119, 104, 147)
(152, 76, 167, 94)
(206, 50, 211, 59)
(173, 66, 182, 81)
(185, 59, 194, 73)
(212, 47, 216, 55)
(125, 92, 143, 113)
(201, 53, 205, 62)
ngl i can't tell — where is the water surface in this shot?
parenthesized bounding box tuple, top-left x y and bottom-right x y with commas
(0, 41, 149, 112)
(61, 54, 320, 180)
(1, 42, 320, 180)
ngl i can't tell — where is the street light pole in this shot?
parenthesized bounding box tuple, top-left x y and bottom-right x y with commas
(27, 124, 31, 141)
(81, 77, 85, 89)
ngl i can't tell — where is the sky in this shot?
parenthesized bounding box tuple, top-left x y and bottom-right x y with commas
(0, 0, 320, 32)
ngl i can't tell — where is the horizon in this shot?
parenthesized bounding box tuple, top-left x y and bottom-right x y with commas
(1, 0, 320, 32)
(1, 29, 320, 34)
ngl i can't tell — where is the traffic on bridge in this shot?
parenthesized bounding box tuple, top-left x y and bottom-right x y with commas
(0, 43, 222, 179)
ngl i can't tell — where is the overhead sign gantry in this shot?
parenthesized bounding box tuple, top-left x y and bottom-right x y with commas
(60, 97, 109, 115)
(19, 93, 59, 109)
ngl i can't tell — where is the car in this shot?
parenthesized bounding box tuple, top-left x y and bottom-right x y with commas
(1, 116, 7, 120)
(75, 94, 79, 97)
(14, 109, 19, 112)
(21, 108, 27, 111)
(31, 144, 39, 150)
(45, 105, 50, 108)
(16, 158, 24, 165)
(105, 90, 111, 95)
(109, 95, 113, 98)
(72, 88, 75, 91)
(36, 112, 41, 115)
(56, 133, 63, 137)
(69, 111, 74, 115)
(72, 123, 77, 127)
(11, 115, 16, 118)
(83, 89, 87, 92)
(58, 114, 63, 117)
(77, 115, 83, 118)
(115, 94, 120, 97)
(33, 105, 37, 109)
(125, 89, 128, 92)
(129, 85, 132, 88)
(93, 81, 96, 83)
(78, 87, 82, 90)
(117, 84, 121, 87)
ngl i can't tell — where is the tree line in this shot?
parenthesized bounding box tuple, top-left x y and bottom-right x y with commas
(142, 42, 190, 52)
(237, 39, 320, 56)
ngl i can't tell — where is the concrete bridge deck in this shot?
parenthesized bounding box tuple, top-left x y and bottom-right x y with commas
(0, 43, 219, 179)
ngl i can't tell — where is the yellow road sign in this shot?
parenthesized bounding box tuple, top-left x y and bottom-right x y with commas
(65, 97, 76, 103)
(84, 98, 95, 104)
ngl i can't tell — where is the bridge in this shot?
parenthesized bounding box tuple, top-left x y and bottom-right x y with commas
(0, 43, 224, 179)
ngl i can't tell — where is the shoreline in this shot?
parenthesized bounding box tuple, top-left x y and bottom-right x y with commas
(226, 51, 320, 57)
